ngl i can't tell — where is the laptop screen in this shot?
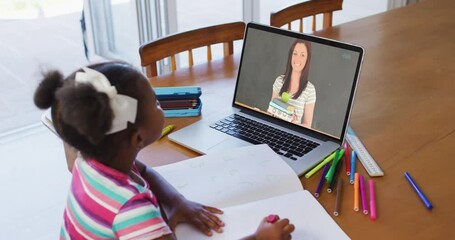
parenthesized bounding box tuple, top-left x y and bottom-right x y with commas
(233, 23, 363, 141)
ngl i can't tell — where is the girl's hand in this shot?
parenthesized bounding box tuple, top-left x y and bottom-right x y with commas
(254, 217, 295, 240)
(166, 198, 224, 236)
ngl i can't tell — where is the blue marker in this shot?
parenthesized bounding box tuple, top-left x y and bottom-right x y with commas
(404, 172, 433, 210)
(350, 150, 356, 184)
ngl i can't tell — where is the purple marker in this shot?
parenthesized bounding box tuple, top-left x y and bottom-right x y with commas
(359, 174, 369, 215)
(314, 163, 330, 197)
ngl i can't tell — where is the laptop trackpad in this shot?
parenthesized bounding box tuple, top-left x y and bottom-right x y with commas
(207, 138, 249, 153)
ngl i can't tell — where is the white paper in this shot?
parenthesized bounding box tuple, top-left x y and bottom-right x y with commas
(175, 191, 350, 240)
(155, 144, 303, 208)
(155, 145, 350, 239)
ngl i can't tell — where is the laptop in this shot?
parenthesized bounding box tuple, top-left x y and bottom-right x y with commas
(168, 22, 364, 176)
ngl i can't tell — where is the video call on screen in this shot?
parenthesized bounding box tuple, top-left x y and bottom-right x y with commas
(234, 28, 361, 139)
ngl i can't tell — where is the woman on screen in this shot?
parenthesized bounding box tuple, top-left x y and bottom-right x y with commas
(270, 39, 316, 128)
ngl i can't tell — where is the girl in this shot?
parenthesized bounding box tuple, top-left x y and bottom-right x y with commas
(34, 62, 294, 239)
(271, 39, 316, 128)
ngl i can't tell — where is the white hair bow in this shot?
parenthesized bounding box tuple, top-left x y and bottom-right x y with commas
(75, 67, 138, 134)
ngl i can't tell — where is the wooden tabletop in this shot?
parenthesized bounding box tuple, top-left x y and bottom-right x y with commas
(139, 0, 455, 238)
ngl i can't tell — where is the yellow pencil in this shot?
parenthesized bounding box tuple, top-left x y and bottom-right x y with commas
(161, 125, 175, 138)
(354, 173, 360, 212)
(304, 151, 337, 179)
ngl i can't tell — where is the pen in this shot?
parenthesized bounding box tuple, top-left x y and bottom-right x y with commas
(334, 178, 343, 216)
(314, 163, 330, 198)
(350, 150, 356, 184)
(161, 125, 175, 138)
(327, 153, 343, 193)
(404, 172, 433, 210)
(344, 143, 351, 176)
(369, 179, 377, 221)
(354, 173, 359, 212)
(304, 151, 337, 178)
(326, 149, 345, 185)
(359, 174, 369, 215)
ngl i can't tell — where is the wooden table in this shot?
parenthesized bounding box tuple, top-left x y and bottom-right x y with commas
(65, 0, 455, 238)
(307, 0, 455, 239)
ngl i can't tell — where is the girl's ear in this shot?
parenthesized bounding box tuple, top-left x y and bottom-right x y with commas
(130, 128, 145, 150)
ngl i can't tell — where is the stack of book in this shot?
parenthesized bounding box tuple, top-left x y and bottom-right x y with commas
(155, 86, 202, 117)
(267, 98, 295, 122)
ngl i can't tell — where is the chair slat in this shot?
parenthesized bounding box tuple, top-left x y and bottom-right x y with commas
(146, 65, 157, 80)
(270, 0, 343, 33)
(189, 49, 194, 66)
(171, 55, 176, 71)
(207, 45, 212, 61)
(312, 15, 316, 31)
(323, 12, 333, 29)
(223, 42, 234, 57)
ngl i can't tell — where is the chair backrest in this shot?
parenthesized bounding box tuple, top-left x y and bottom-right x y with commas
(270, 0, 343, 33)
(139, 22, 246, 78)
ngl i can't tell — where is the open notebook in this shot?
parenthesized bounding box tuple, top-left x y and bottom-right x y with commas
(154, 145, 349, 239)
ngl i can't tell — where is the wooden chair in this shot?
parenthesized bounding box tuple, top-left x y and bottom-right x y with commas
(139, 22, 246, 79)
(270, 0, 343, 33)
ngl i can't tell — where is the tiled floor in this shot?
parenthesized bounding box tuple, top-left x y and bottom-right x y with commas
(0, 1, 390, 239)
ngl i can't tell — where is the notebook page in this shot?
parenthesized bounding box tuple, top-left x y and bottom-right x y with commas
(154, 144, 303, 208)
(175, 191, 350, 240)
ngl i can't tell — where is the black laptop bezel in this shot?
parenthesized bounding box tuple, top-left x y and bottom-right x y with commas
(232, 22, 364, 145)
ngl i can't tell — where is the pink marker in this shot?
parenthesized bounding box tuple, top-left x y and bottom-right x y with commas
(359, 175, 369, 215)
(266, 214, 279, 223)
(369, 180, 377, 221)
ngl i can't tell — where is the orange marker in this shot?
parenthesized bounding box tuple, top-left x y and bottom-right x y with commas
(354, 173, 359, 211)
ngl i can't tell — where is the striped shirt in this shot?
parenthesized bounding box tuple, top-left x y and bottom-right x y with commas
(273, 75, 316, 123)
(60, 157, 172, 240)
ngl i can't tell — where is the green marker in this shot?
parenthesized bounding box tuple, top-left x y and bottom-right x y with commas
(325, 148, 345, 185)
(305, 151, 338, 179)
(325, 150, 341, 184)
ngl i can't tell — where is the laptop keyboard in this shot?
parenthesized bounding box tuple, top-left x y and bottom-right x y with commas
(210, 114, 319, 160)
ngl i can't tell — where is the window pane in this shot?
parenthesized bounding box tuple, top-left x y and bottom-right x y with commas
(176, 0, 242, 32)
(172, 0, 243, 69)
(90, 0, 140, 66)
